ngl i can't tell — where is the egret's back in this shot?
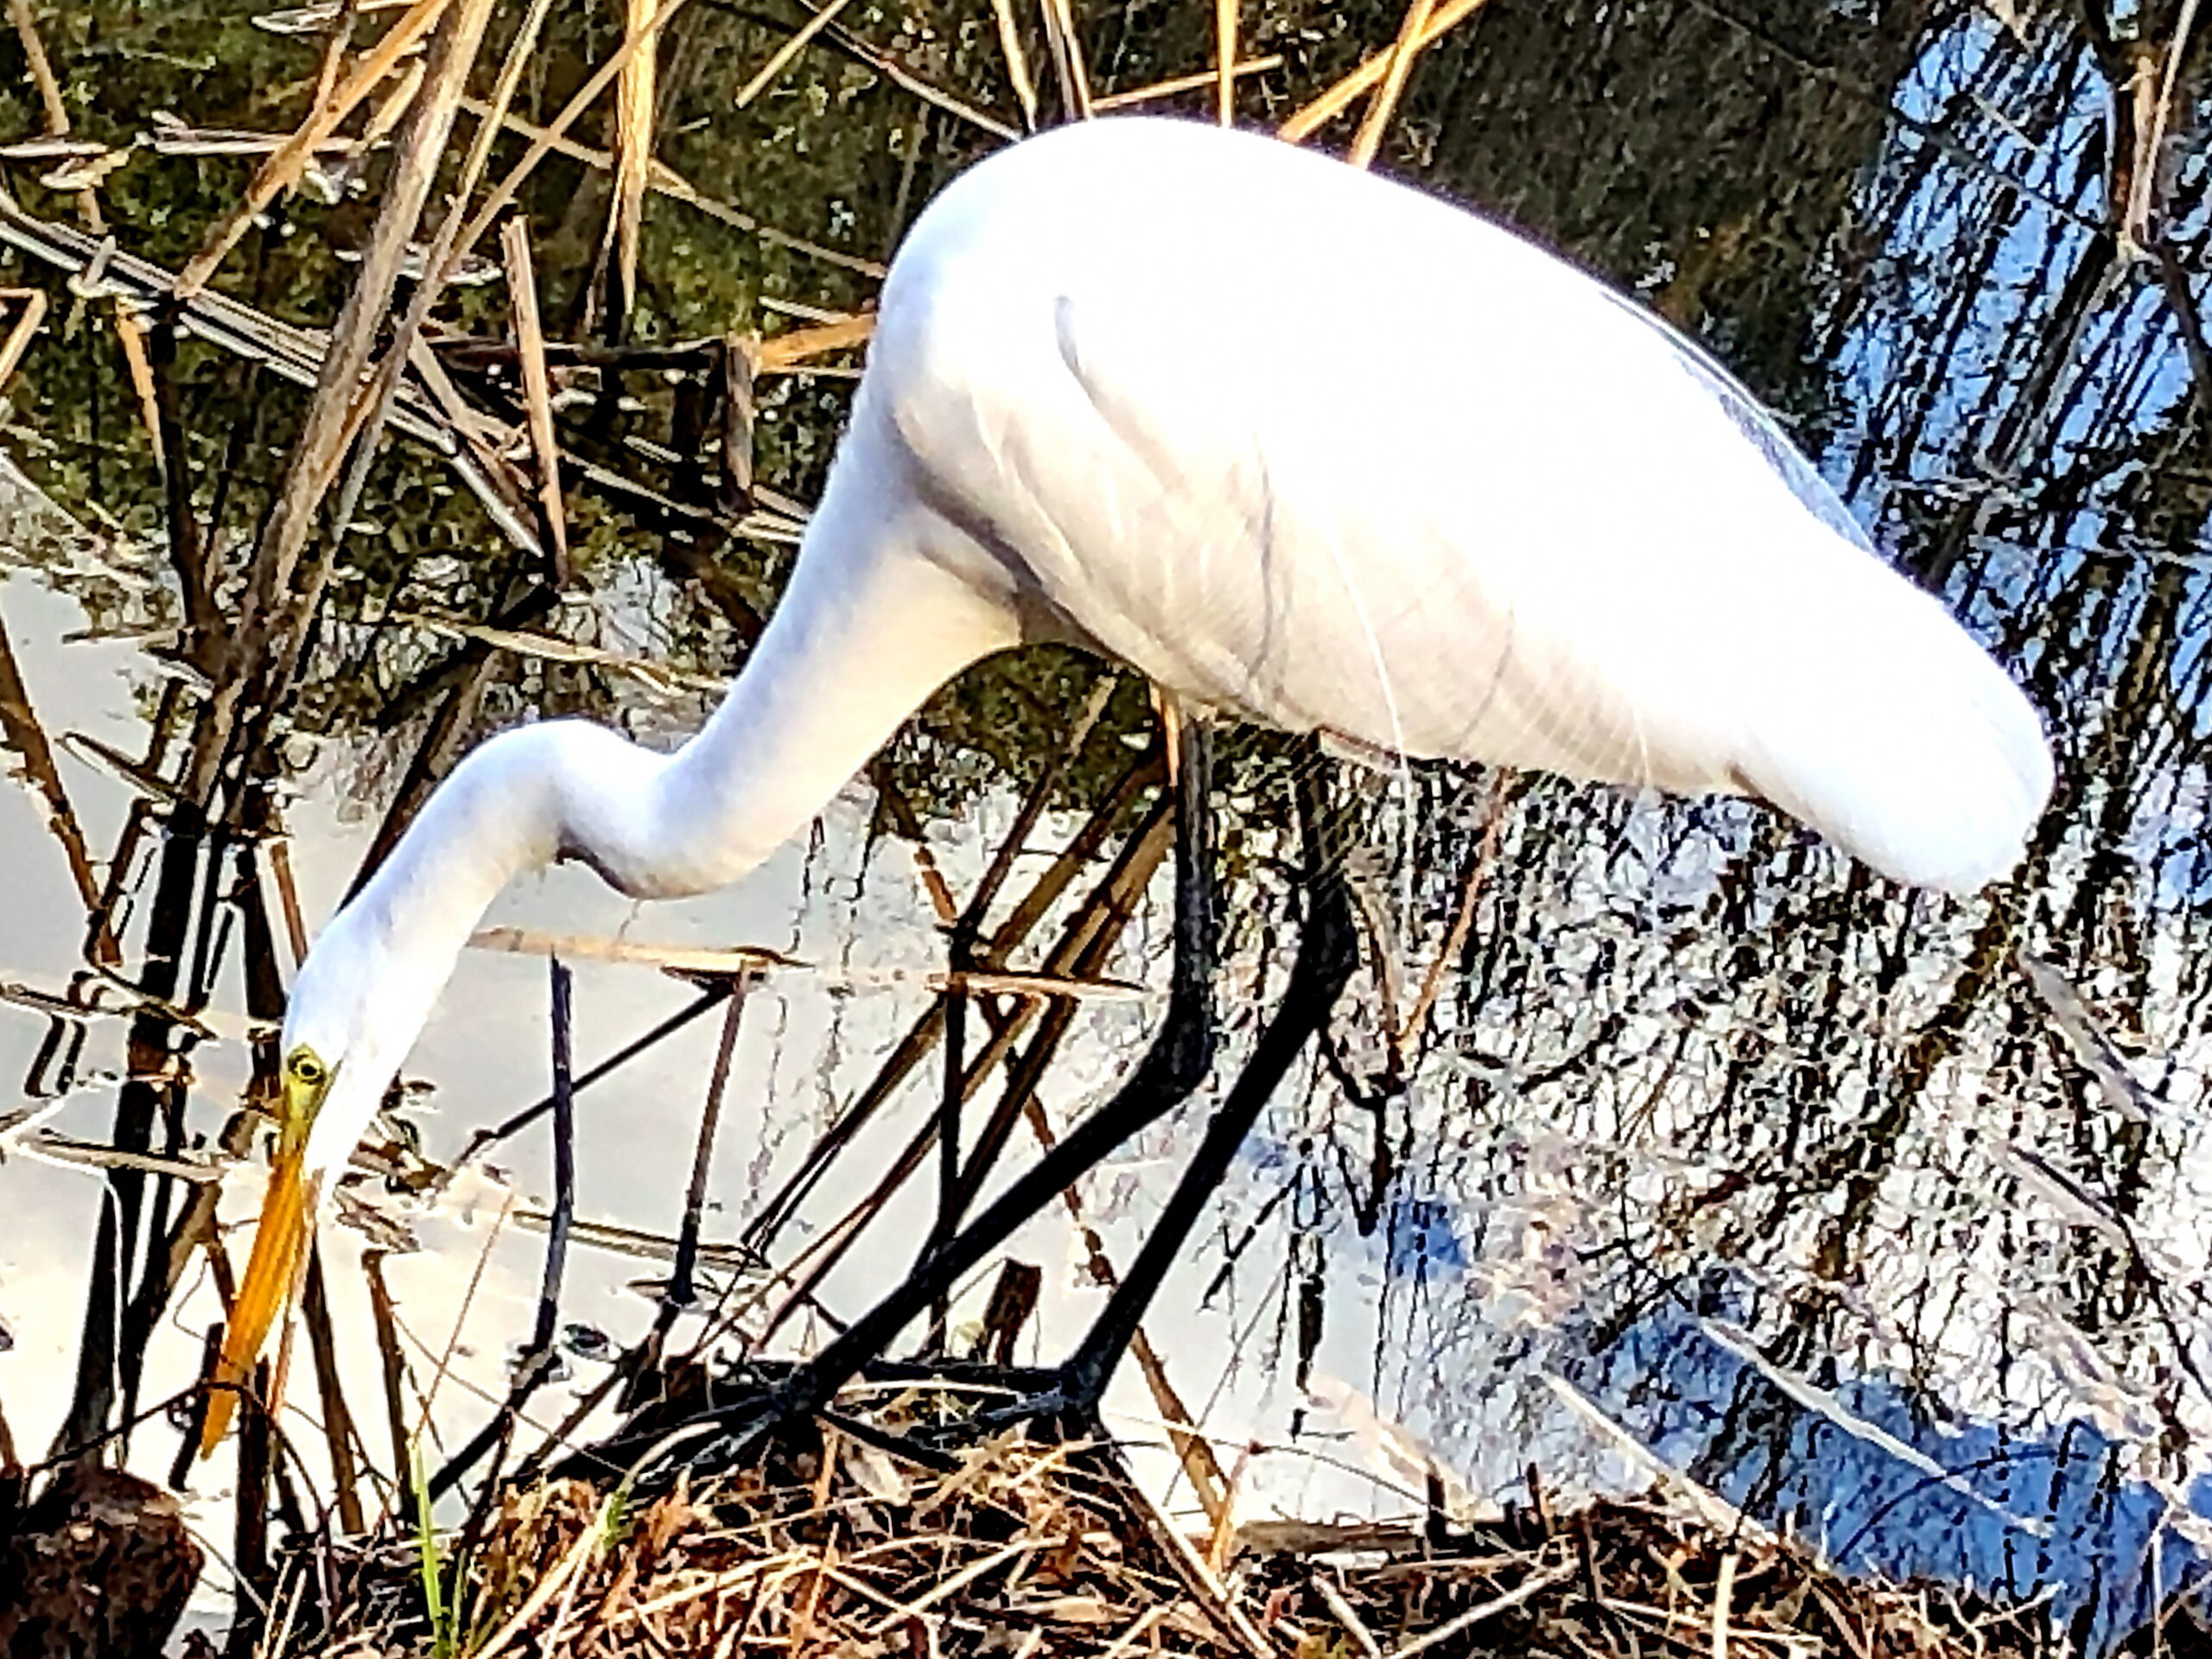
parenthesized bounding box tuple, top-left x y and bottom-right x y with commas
(844, 118, 2050, 891)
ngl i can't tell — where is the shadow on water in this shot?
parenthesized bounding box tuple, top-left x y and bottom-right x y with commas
(0, 0, 2209, 1649)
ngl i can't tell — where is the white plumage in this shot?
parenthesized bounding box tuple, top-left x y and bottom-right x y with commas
(202, 116, 2051, 1452)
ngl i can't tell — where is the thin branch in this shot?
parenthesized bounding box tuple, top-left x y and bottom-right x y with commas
(499, 217, 570, 580)
(1348, 0, 1441, 168)
(1278, 0, 1489, 144)
(176, 0, 454, 297)
(1216, 0, 1237, 125)
(734, 0, 855, 109)
(989, 0, 1039, 130)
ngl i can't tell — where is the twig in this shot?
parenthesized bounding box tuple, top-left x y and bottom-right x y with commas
(734, 0, 855, 108)
(1038, 0, 1093, 119)
(1348, 0, 1441, 168)
(758, 313, 876, 370)
(454, 94, 887, 276)
(454, 0, 699, 272)
(1394, 768, 1512, 1067)
(2152, 243, 2212, 424)
(300, 1249, 366, 1535)
(468, 1487, 616, 1659)
(989, 0, 1039, 130)
(531, 957, 578, 1356)
(1216, 0, 1237, 124)
(4, 0, 67, 130)
(1382, 1560, 1578, 1659)
(453, 981, 737, 1169)
(0, 285, 46, 391)
(1313, 1573, 1384, 1659)
(467, 925, 1148, 999)
(2126, 0, 2201, 252)
(238, 0, 499, 700)
(308, 0, 365, 113)
(1092, 56, 1283, 111)
(670, 977, 754, 1306)
(607, 0, 660, 334)
(361, 1250, 414, 1479)
(802, 6, 1020, 137)
(498, 217, 569, 579)
(176, 0, 454, 296)
(1278, 0, 1490, 143)
(0, 192, 541, 555)
(1713, 1549, 1738, 1659)
(1107, 1444, 1276, 1659)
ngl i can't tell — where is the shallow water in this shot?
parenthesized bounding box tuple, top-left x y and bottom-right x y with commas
(3, 0, 2212, 1648)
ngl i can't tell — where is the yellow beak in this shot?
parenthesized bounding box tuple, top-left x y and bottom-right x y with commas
(200, 1089, 324, 1456)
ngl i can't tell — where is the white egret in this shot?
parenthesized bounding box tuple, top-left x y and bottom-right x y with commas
(200, 116, 2051, 1452)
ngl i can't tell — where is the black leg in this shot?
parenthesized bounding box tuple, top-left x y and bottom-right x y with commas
(759, 710, 1218, 1426)
(1043, 749, 1357, 1420)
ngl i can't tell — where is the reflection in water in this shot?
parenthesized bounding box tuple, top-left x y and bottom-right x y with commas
(0, 0, 2209, 1647)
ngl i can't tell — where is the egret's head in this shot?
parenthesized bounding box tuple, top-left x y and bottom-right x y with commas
(200, 906, 448, 1455)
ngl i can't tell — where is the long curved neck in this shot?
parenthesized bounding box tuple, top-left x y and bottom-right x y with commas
(340, 463, 1021, 991)
(617, 491, 1022, 896)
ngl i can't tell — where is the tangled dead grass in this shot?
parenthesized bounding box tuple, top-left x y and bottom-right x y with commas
(284, 1392, 2054, 1659)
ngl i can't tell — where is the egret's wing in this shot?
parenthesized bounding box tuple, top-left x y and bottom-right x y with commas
(1589, 285, 1877, 556)
(874, 118, 2050, 889)
(888, 233, 1802, 792)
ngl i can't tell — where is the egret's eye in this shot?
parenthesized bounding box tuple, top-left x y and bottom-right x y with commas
(285, 1048, 327, 1089)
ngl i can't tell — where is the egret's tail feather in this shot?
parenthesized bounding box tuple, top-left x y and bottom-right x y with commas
(1737, 575, 2052, 894)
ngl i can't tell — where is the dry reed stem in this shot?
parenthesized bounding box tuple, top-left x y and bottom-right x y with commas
(312, 0, 559, 556)
(454, 0, 697, 274)
(398, 608, 723, 692)
(454, 96, 886, 276)
(1092, 56, 1283, 111)
(242, 0, 497, 684)
(1215, 0, 1237, 124)
(0, 286, 46, 392)
(990, 0, 1041, 129)
(301, 1252, 367, 1535)
(759, 313, 878, 370)
(423, 0, 559, 318)
(1380, 1560, 1578, 1659)
(111, 306, 165, 471)
(609, 0, 660, 328)
(499, 219, 569, 572)
(734, 0, 856, 109)
(2127, 0, 2202, 251)
(1277, 0, 1490, 144)
(361, 1251, 413, 1483)
(1349, 0, 1441, 168)
(5, 0, 168, 461)
(356, 54, 427, 152)
(308, 0, 365, 113)
(1125, 1334, 1230, 1528)
(176, 0, 453, 298)
(470, 1488, 615, 1659)
(1315, 1572, 1385, 1659)
(469, 925, 1148, 1000)
(1713, 1548, 1738, 1659)
(1395, 767, 1512, 1066)
(3, 0, 65, 130)
(1113, 1458, 1274, 1659)
(1039, 0, 1094, 118)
